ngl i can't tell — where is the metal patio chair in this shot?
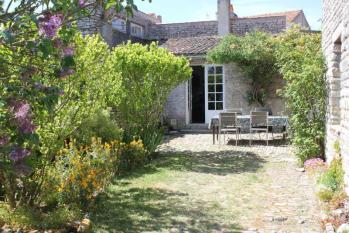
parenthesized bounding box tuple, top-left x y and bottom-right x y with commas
(250, 111, 269, 146)
(219, 112, 241, 146)
(225, 108, 243, 115)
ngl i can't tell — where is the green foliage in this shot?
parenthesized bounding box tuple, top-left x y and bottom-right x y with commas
(48, 138, 116, 210)
(208, 31, 278, 106)
(109, 42, 192, 152)
(0, 0, 139, 210)
(317, 158, 344, 202)
(209, 27, 326, 163)
(275, 27, 326, 163)
(73, 109, 123, 145)
(117, 139, 148, 174)
(0, 202, 81, 230)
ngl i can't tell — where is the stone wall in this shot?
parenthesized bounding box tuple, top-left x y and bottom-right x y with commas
(77, 4, 103, 36)
(149, 21, 218, 40)
(164, 82, 187, 130)
(164, 60, 286, 129)
(224, 63, 285, 115)
(322, 0, 349, 193)
(231, 16, 287, 35)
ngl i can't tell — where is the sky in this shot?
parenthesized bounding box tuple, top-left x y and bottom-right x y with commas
(135, 0, 322, 30)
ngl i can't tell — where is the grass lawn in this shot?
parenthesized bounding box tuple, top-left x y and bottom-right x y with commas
(91, 134, 320, 233)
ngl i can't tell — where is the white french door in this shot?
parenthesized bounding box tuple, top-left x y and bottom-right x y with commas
(205, 65, 224, 123)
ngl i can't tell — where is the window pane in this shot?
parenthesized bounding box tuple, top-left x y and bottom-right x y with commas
(216, 84, 223, 92)
(208, 93, 215, 101)
(216, 66, 223, 74)
(208, 84, 215, 92)
(216, 102, 223, 110)
(208, 102, 215, 110)
(216, 75, 223, 83)
(208, 75, 215, 83)
(216, 93, 223, 101)
(208, 66, 215, 74)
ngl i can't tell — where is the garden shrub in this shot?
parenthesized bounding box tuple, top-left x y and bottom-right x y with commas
(117, 139, 148, 174)
(109, 42, 192, 153)
(73, 108, 123, 145)
(275, 27, 326, 163)
(48, 138, 116, 210)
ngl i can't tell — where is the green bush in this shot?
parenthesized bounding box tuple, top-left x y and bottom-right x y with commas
(109, 42, 192, 153)
(74, 108, 123, 145)
(317, 158, 344, 202)
(275, 27, 326, 163)
(117, 139, 148, 174)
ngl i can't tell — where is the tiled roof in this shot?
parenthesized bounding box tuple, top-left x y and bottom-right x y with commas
(160, 36, 221, 56)
(243, 10, 303, 22)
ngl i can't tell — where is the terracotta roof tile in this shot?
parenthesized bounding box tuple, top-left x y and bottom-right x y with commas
(160, 36, 221, 56)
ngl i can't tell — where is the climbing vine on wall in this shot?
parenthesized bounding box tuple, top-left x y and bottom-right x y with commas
(207, 31, 278, 106)
(208, 27, 326, 163)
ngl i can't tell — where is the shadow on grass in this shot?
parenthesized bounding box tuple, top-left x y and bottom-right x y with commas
(92, 149, 265, 232)
(91, 187, 243, 233)
(120, 149, 266, 180)
(227, 138, 290, 147)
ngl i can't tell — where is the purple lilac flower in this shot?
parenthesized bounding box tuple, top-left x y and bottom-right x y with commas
(9, 147, 31, 162)
(12, 102, 30, 120)
(18, 119, 37, 134)
(63, 47, 74, 57)
(9, 101, 37, 134)
(78, 0, 86, 8)
(0, 135, 10, 146)
(39, 14, 63, 38)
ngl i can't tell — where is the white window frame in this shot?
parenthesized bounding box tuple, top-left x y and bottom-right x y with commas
(205, 65, 225, 124)
(130, 23, 144, 38)
(111, 18, 126, 33)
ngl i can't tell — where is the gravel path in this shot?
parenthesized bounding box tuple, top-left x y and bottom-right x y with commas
(158, 134, 321, 233)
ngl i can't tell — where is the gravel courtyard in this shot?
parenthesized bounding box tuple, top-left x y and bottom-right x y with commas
(92, 134, 321, 233)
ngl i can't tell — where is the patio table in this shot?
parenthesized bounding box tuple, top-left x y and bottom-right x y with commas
(209, 115, 289, 144)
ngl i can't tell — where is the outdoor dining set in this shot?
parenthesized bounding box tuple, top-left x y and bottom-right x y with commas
(209, 108, 289, 146)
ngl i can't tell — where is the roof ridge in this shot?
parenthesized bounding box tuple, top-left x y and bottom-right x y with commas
(243, 9, 303, 22)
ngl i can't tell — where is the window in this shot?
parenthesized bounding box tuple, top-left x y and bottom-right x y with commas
(130, 23, 144, 38)
(112, 18, 126, 33)
(207, 66, 224, 110)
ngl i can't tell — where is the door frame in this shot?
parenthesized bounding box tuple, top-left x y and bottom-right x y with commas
(204, 64, 225, 124)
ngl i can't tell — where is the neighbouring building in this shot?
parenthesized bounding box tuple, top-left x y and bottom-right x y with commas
(79, 0, 310, 130)
(322, 0, 349, 193)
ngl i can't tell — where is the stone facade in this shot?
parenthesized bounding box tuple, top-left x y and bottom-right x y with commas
(322, 0, 349, 193)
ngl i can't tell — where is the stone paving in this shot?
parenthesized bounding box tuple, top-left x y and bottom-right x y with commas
(159, 133, 321, 233)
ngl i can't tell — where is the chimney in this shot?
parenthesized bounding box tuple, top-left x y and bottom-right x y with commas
(157, 15, 162, 24)
(217, 0, 231, 36)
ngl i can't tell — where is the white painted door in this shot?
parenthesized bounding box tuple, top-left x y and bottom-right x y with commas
(205, 65, 224, 123)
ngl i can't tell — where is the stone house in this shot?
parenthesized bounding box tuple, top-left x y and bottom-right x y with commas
(322, 0, 349, 193)
(79, 0, 310, 130)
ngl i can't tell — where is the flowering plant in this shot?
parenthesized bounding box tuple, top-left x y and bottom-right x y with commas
(304, 158, 327, 172)
(0, 0, 142, 209)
